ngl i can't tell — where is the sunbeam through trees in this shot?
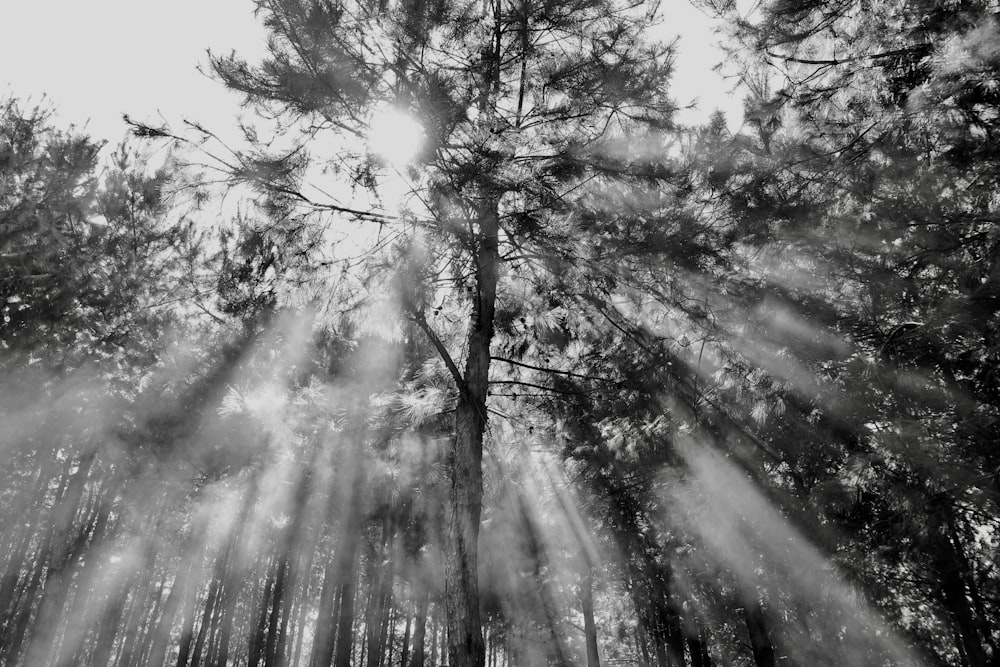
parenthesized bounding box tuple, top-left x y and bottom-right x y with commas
(1, 0, 999, 666)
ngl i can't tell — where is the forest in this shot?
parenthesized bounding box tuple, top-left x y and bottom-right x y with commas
(1, 0, 998, 665)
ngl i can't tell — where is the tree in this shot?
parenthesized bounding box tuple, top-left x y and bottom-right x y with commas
(0, 97, 206, 374)
(160, 0, 684, 664)
(688, 0, 1000, 663)
(0, 96, 219, 666)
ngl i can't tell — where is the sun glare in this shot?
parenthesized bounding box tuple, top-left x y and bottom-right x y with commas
(368, 108, 424, 168)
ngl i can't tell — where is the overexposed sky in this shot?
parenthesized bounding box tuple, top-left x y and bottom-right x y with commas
(660, 0, 741, 127)
(1, 0, 739, 147)
(1, 0, 267, 145)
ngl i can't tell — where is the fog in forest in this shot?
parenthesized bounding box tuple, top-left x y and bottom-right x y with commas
(1, 0, 998, 666)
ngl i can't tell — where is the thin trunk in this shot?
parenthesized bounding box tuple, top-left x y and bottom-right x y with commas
(363, 558, 380, 667)
(665, 601, 685, 667)
(292, 590, 309, 667)
(332, 514, 362, 667)
(400, 602, 412, 667)
(314, 449, 365, 667)
(266, 556, 288, 667)
(742, 596, 775, 667)
(135, 575, 168, 667)
(311, 555, 339, 667)
(686, 624, 712, 667)
(173, 530, 210, 667)
(250, 559, 278, 667)
(650, 618, 668, 667)
(332, 556, 359, 667)
(56, 494, 122, 667)
(89, 580, 130, 667)
(211, 478, 259, 667)
(367, 520, 394, 667)
(360, 605, 369, 667)
(636, 626, 651, 667)
(581, 567, 601, 667)
(117, 493, 168, 667)
(272, 462, 318, 667)
(441, 618, 449, 667)
(410, 587, 430, 667)
(4, 453, 95, 665)
(946, 513, 997, 664)
(377, 541, 396, 667)
(117, 562, 156, 667)
(175, 583, 200, 667)
(0, 459, 60, 622)
(429, 610, 438, 667)
(517, 492, 571, 667)
(188, 571, 222, 667)
(934, 531, 989, 667)
(385, 605, 397, 667)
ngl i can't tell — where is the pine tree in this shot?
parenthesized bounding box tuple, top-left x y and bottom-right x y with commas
(702, 0, 1000, 662)
(159, 1, 685, 663)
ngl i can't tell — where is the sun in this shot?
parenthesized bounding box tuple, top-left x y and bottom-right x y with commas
(367, 108, 425, 168)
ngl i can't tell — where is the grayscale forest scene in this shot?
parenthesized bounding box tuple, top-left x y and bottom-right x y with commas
(1, 0, 998, 665)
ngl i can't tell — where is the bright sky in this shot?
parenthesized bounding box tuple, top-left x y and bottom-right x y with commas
(1, 0, 267, 146)
(1, 0, 740, 148)
(662, 1, 742, 127)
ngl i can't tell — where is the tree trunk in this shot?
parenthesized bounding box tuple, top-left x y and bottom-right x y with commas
(375, 523, 396, 667)
(517, 491, 571, 667)
(665, 601, 685, 667)
(267, 555, 290, 667)
(250, 557, 278, 667)
(188, 570, 222, 667)
(683, 608, 712, 667)
(410, 587, 430, 667)
(292, 588, 310, 667)
(686, 623, 712, 667)
(331, 546, 360, 667)
(581, 566, 601, 667)
(175, 565, 202, 667)
(210, 477, 258, 667)
(444, 391, 486, 667)
(0, 458, 63, 629)
(3, 452, 95, 666)
(401, 602, 413, 667)
(635, 625, 651, 667)
(384, 604, 397, 667)
(332, 498, 363, 667)
(429, 611, 438, 667)
(365, 536, 391, 667)
(932, 525, 989, 667)
(442, 202, 499, 667)
(742, 596, 775, 667)
(148, 539, 199, 667)
(266, 463, 313, 667)
(311, 555, 339, 667)
(312, 449, 365, 667)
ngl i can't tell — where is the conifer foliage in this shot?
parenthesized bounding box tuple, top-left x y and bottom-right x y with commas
(206, 1, 680, 665)
(1, 0, 1000, 664)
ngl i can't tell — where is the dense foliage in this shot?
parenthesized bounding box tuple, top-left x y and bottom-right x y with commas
(0, 0, 998, 666)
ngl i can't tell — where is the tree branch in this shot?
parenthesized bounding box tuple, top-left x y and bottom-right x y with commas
(488, 379, 592, 395)
(411, 310, 466, 392)
(491, 356, 617, 383)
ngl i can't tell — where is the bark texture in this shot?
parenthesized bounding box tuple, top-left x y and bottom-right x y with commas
(443, 201, 499, 667)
